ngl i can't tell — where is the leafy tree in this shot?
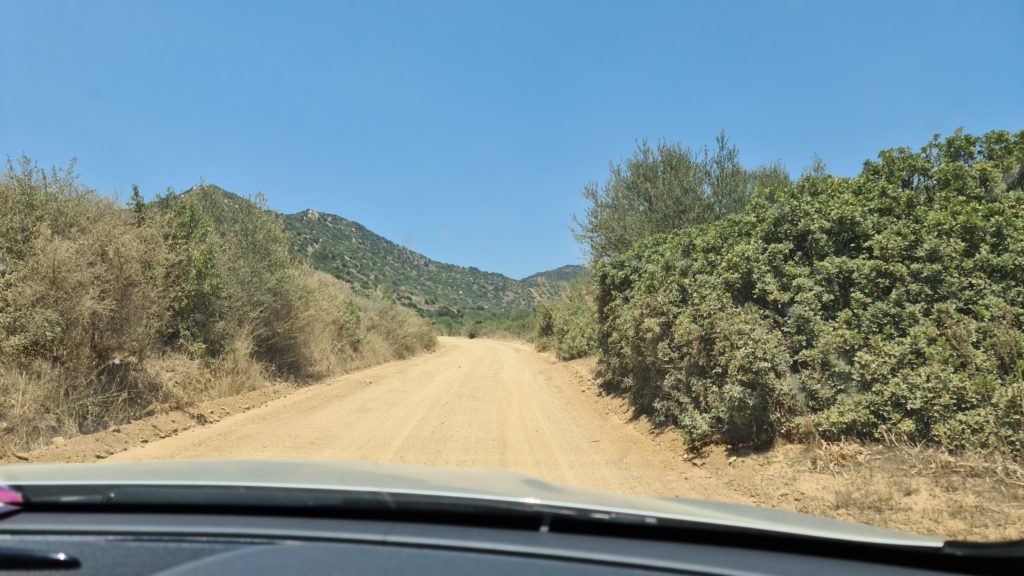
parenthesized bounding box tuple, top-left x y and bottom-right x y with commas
(573, 140, 709, 261)
(128, 183, 146, 226)
(159, 188, 223, 356)
(573, 132, 790, 261)
(801, 154, 828, 179)
(705, 130, 749, 218)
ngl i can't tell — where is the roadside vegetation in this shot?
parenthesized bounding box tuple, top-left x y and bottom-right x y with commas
(534, 273, 598, 360)
(550, 129, 1024, 459)
(538, 133, 787, 360)
(434, 308, 535, 340)
(435, 269, 599, 343)
(0, 161, 435, 454)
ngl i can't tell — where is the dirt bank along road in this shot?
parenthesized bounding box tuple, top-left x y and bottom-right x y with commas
(111, 337, 744, 502)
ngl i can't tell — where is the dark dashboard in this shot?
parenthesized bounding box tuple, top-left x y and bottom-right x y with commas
(0, 510, 1010, 576)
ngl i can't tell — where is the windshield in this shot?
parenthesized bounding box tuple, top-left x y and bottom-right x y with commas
(1, 0, 1022, 545)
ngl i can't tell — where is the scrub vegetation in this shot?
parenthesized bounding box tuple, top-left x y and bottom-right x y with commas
(549, 129, 1024, 458)
(0, 163, 435, 453)
(534, 273, 598, 361)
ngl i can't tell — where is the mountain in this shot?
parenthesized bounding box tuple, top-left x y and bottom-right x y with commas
(169, 187, 580, 322)
(282, 209, 581, 319)
(521, 265, 585, 288)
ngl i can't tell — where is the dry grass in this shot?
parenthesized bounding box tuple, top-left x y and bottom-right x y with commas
(890, 444, 1024, 488)
(206, 329, 270, 399)
(805, 436, 1024, 490)
(775, 441, 1024, 540)
(0, 323, 432, 455)
(0, 359, 175, 453)
(831, 468, 918, 514)
(771, 431, 1024, 539)
(807, 440, 870, 476)
(0, 364, 76, 453)
(357, 295, 438, 362)
(0, 301, 436, 455)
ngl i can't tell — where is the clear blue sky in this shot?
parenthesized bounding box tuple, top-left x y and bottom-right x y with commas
(2, 0, 1022, 279)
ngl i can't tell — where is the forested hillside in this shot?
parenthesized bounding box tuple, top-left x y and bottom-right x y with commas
(522, 265, 585, 288)
(283, 208, 581, 332)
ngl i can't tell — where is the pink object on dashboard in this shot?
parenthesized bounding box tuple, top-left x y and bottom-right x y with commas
(0, 484, 23, 506)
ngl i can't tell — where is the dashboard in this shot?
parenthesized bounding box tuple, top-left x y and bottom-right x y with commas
(0, 510, 982, 576)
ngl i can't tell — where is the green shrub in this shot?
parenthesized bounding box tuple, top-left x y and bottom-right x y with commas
(595, 130, 1024, 453)
(535, 273, 598, 360)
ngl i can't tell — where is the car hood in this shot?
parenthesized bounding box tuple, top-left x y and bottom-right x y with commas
(0, 459, 942, 548)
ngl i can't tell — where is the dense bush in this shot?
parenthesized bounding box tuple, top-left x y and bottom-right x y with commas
(0, 158, 170, 368)
(595, 130, 1024, 454)
(535, 274, 598, 360)
(0, 162, 436, 452)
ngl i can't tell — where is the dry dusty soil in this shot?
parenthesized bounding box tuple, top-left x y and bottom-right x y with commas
(8, 337, 1023, 541)
(108, 337, 747, 502)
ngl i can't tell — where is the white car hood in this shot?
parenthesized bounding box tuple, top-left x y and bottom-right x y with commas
(0, 459, 942, 548)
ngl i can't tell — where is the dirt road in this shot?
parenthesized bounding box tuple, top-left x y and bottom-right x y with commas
(111, 337, 744, 502)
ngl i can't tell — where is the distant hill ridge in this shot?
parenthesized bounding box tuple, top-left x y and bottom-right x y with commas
(177, 186, 581, 318)
(522, 264, 585, 287)
(282, 207, 582, 318)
